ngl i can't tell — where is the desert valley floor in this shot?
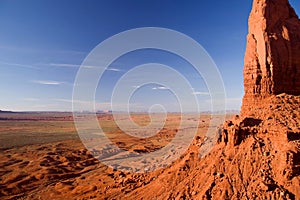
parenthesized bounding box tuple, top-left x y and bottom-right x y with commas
(0, 112, 230, 199)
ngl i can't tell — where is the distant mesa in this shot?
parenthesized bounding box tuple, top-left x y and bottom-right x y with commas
(96, 110, 112, 114)
(0, 110, 15, 114)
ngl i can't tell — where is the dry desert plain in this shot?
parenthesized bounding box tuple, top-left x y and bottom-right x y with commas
(0, 112, 231, 199)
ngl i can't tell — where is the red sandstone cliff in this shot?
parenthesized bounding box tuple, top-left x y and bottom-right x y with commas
(214, 0, 300, 198)
(2, 1, 299, 199)
(242, 0, 300, 116)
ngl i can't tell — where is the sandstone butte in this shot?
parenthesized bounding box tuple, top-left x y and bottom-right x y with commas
(216, 0, 300, 198)
(127, 0, 300, 199)
(242, 0, 300, 116)
(2, 0, 300, 199)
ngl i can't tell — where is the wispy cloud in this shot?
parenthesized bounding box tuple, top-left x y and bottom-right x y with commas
(49, 63, 99, 69)
(31, 80, 65, 85)
(152, 86, 168, 90)
(82, 65, 99, 69)
(48, 63, 121, 71)
(106, 67, 122, 72)
(0, 61, 39, 70)
(49, 63, 97, 69)
(192, 91, 210, 95)
(49, 63, 80, 68)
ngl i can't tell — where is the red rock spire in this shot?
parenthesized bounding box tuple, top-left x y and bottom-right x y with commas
(242, 0, 300, 116)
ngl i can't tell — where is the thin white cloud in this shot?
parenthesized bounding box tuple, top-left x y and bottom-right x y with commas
(0, 61, 39, 70)
(192, 91, 210, 95)
(31, 80, 65, 85)
(106, 67, 122, 72)
(49, 63, 109, 70)
(49, 63, 96, 69)
(49, 63, 80, 68)
(152, 86, 168, 90)
(82, 65, 99, 69)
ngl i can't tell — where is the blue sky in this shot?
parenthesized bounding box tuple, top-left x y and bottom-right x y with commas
(0, 0, 299, 112)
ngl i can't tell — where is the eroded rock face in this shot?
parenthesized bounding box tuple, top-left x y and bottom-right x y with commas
(218, 94, 300, 199)
(214, 0, 300, 198)
(242, 0, 300, 116)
